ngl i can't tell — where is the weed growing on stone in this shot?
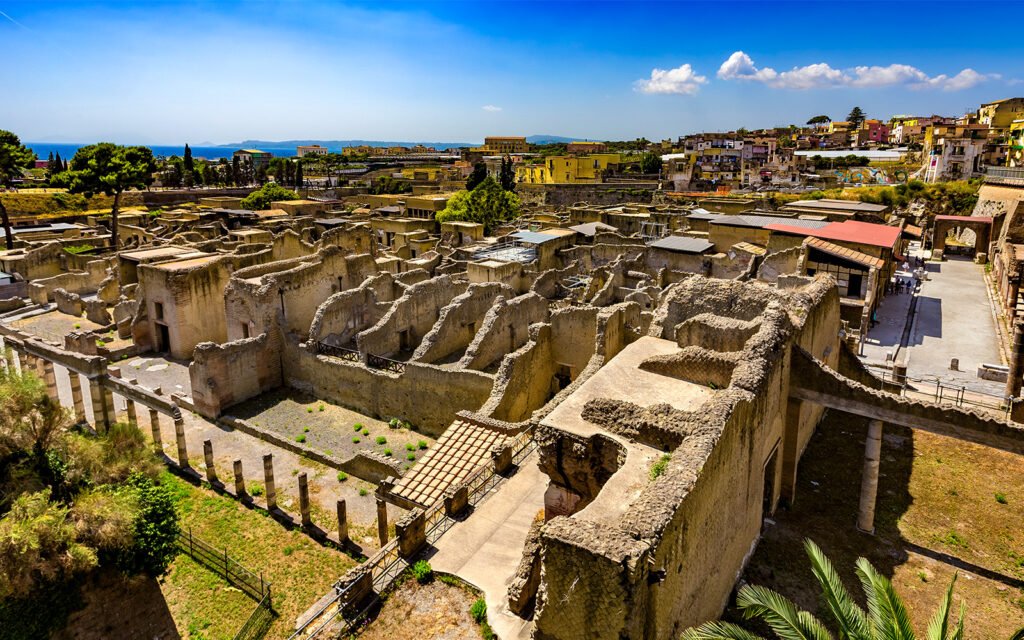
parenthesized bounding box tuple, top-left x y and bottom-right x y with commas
(296, 434, 306, 443)
(412, 560, 433, 584)
(358, 488, 368, 497)
(649, 454, 671, 480)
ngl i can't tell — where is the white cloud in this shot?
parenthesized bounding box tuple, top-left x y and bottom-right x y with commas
(482, 104, 502, 112)
(635, 63, 708, 95)
(717, 51, 996, 91)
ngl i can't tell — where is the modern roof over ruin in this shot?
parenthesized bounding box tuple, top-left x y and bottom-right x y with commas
(805, 237, 884, 269)
(568, 221, 617, 237)
(780, 198, 890, 213)
(766, 220, 901, 249)
(510, 230, 566, 245)
(648, 236, 715, 254)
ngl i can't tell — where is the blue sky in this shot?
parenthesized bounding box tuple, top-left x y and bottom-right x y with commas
(1, 0, 1021, 144)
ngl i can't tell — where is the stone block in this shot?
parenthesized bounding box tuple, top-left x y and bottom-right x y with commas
(395, 508, 426, 559)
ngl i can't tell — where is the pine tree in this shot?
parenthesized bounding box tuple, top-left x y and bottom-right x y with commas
(294, 162, 304, 190)
(55, 151, 64, 172)
(231, 156, 241, 186)
(847, 106, 866, 128)
(499, 156, 515, 191)
(46, 152, 57, 176)
(183, 144, 193, 174)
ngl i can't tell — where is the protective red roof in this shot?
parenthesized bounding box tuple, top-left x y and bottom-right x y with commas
(765, 220, 901, 249)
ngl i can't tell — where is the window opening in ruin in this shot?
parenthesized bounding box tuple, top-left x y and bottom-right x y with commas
(241, 323, 250, 339)
(399, 328, 411, 351)
(154, 302, 164, 320)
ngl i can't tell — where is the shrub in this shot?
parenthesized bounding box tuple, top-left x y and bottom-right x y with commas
(362, 428, 369, 435)
(406, 452, 416, 461)
(470, 598, 487, 624)
(248, 482, 265, 497)
(352, 437, 360, 444)
(389, 418, 402, 429)
(383, 449, 392, 457)
(411, 559, 433, 584)
(649, 454, 671, 480)
(996, 492, 1008, 504)
(303, 426, 310, 433)
(353, 423, 363, 432)
(405, 443, 416, 451)
(375, 436, 387, 445)
(295, 434, 306, 443)
(337, 472, 348, 482)
(418, 440, 428, 450)
(306, 407, 313, 413)
(318, 403, 325, 412)
(358, 488, 368, 497)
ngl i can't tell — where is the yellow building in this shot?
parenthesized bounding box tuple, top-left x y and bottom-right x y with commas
(978, 98, 1024, 130)
(1009, 119, 1024, 167)
(472, 136, 529, 154)
(515, 154, 623, 184)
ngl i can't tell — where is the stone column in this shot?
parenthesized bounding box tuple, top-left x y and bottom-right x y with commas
(148, 408, 163, 454)
(376, 498, 389, 546)
(298, 473, 311, 528)
(233, 460, 246, 496)
(263, 454, 277, 511)
(88, 379, 110, 432)
(5, 346, 19, 375)
(1007, 280, 1020, 321)
(125, 399, 138, 425)
(203, 440, 218, 484)
(41, 360, 59, 402)
(173, 415, 188, 467)
(68, 373, 87, 424)
(1006, 320, 1024, 400)
(780, 397, 803, 506)
(337, 499, 348, 543)
(104, 387, 116, 423)
(856, 419, 884, 534)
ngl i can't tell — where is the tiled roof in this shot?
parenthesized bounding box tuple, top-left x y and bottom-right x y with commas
(766, 220, 901, 249)
(390, 420, 508, 507)
(805, 237, 884, 269)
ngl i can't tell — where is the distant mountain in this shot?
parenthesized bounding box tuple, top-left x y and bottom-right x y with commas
(217, 139, 476, 151)
(525, 135, 581, 144)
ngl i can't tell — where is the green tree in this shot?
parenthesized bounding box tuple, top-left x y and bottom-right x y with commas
(847, 106, 866, 128)
(436, 177, 520, 232)
(182, 143, 193, 187)
(499, 156, 516, 191)
(51, 143, 156, 249)
(239, 182, 299, 210)
(807, 115, 832, 126)
(640, 152, 663, 175)
(466, 162, 488, 191)
(230, 155, 241, 186)
(681, 538, 1024, 640)
(113, 473, 180, 577)
(0, 130, 38, 250)
(295, 161, 304, 190)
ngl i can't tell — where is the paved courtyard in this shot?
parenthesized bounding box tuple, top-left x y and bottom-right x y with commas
(904, 256, 1005, 395)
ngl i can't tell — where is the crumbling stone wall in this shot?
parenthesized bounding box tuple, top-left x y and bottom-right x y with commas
(460, 293, 549, 372)
(757, 245, 801, 283)
(309, 273, 403, 347)
(190, 332, 283, 418)
(356, 275, 468, 358)
(28, 258, 113, 303)
(413, 282, 513, 364)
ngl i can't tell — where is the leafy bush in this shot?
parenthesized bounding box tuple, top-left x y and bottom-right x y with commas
(418, 440, 428, 450)
(352, 437, 361, 444)
(470, 598, 487, 624)
(239, 182, 298, 210)
(295, 434, 306, 443)
(405, 443, 416, 451)
(337, 472, 348, 482)
(406, 452, 416, 461)
(411, 559, 433, 584)
(353, 423, 363, 432)
(995, 492, 1008, 504)
(383, 448, 392, 457)
(649, 454, 671, 480)
(375, 436, 387, 445)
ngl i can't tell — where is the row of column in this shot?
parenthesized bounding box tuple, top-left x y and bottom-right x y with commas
(3, 345, 370, 548)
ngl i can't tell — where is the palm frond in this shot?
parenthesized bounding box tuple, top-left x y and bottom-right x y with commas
(804, 539, 871, 640)
(736, 584, 834, 640)
(855, 558, 916, 640)
(949, 602, 965, 640)
(924, 572, 957, 640)
(680, 621, 768, 640)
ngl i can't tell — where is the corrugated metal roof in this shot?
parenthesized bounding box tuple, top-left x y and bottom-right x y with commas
(649, 236, 715, 253)
(805, 237, 884, 269)
(511, 230, 564, 245)
(568, 222, 617, 236)
(711, 214, 831, 230)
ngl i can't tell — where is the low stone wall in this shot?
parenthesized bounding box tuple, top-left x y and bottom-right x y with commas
(190, 333, 283, 419)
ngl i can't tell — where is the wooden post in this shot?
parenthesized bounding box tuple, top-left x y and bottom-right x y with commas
(857, 419, 884, 534)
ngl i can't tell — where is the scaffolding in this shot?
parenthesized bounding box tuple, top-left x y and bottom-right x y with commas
(639, 221, 668, 244)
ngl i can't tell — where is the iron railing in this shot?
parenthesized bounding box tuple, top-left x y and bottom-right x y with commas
(234, 592, 275, 640)
(315, 341, 360, 362)
(367, 353, 407, 373)
(177, 528, 271, 603)
(864, 364, 1010, 418)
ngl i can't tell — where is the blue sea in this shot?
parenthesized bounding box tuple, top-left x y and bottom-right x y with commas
(26, 140, 471, 161)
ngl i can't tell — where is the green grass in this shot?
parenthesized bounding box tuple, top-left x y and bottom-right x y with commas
(649, 454, 671, 480)
(160, 472, 356, 639)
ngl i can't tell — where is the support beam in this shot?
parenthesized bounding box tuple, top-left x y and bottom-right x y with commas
(203, 440, 217, 485)
(1007, 320, 1024, 400)
(263, 454, 277, 511)
(68, 373, 87, 424)
(148, 408, 163, 454)
(857, 419, 884, 534)
(89, 379, 110, 432)
(780, 397, 803, 506)
(298, 473, 311, 528)
(174, 415, 188, 467)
